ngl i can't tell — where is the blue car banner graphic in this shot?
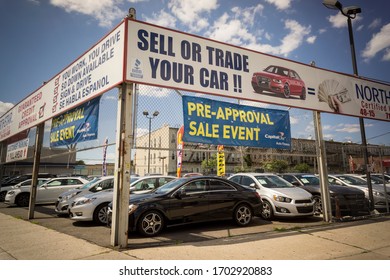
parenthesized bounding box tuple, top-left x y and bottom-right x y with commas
(50, 96, 101, 147)
(182, 96, 291, 149)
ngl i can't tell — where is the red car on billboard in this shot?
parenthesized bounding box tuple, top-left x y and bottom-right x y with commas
(251, 65, 306, 100)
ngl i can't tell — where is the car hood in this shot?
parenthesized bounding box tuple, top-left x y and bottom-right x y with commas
(262, 186, 311, 199)
(255, 71, 281, 79)
(59, 188, 81, 198)
(129, 192, 160, 204)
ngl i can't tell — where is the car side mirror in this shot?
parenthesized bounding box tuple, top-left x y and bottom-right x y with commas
(291, 181, 300, 187)
(249, 183, 258, 189)
(96, 186, 102, 191)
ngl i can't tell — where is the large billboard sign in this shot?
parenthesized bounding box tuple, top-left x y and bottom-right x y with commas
(0, 22, 125, 142)
(182, 96, 291, 149)
(126, 20, 390, 122)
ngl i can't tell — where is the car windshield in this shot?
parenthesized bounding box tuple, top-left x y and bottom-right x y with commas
(154, 178, 187, 194)
(295, 175, 320, 185)
(255, 175, 293, 188)
(336, 175, 367, 185)
(79, 177, 101, 190)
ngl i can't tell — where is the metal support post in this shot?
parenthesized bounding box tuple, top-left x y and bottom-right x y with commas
(110, 83, 134, 248)
(28, 122, 44, 220)
(313, 111, 332, 222)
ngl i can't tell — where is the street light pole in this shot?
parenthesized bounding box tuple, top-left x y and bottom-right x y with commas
(143, 110, 159, 174)
(323, 0, 374, 211)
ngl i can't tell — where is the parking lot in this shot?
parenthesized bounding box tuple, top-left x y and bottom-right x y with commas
(0, 201, 328, 249)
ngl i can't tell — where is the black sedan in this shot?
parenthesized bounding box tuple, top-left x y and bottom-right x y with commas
(279, 173, 369, 217)
(108, 176, 263, 236)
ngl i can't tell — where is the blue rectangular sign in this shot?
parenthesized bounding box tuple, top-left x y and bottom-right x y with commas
(182, 96, 291, 149)
(50, 96, 101, 147)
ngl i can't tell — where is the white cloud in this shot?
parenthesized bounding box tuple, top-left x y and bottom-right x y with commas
(264, 0, 291, 10)
(50, 0, 125, 27)
(278, 19, 311, 57)
(306, 35, 316, 44)
(335, 124, 361, 133)
(168, 0, 219, 32)
(144, 9, 177, 29)
(0, 101, 13, 117)
(368, 18, 382, 29)
(327, 13, 362, 29)
(138, 85, 171, 98)
(362, 23, 390, 61)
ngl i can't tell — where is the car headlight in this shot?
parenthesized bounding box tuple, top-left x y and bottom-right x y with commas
(74, 197, 97, 206)
(272, 79, 282, 84)
(273, 195, 292, 203)
(64, 192, 78, 200)
(7, 190, 15, 195)
(128, 204, 138, 215)
(372, 191, 385, 197)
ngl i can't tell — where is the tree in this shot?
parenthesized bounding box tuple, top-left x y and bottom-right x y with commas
(201, 154, 217, 175)
(263, 159, 289, 173)
(294, 163, 311, 173)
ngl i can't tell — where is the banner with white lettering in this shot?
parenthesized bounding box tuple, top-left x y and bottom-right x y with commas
(126, 20, 390, 122)
(6, 138, 29, 163)
(0, 22, 124, 142)
(50, 96, 100, 147)
(182, 96, 291, 149)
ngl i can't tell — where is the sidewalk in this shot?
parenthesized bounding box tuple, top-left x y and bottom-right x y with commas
(0, 212, 389, 260)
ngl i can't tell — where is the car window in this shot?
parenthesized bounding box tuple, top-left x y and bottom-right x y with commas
(91, 178, 114, 192)
(68, 179, 83, 185)
(241, 176, 255, 187)
(80, 177, 101, 190)
(46, 179, 63, 187)
(296, 175, 320, 185)
(255, 175, 292, 188)
(182, 180, 207, 193)
(280, 175, 294, 183)
(229, 176, 241, 184)
(133, 178, 157, 191)
(209, 180, 236, 191)
(336, 175, 366, 185)
(159, 177, 175, 186)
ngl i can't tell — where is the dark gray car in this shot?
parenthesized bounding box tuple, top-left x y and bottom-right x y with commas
(279, 173, 369, 217)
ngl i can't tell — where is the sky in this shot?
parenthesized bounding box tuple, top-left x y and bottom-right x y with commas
(0, 0, 390, 162)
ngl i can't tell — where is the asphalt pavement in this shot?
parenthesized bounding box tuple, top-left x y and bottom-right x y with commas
(0, 209, 389, 260)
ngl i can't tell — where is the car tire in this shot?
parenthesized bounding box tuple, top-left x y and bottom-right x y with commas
(233, 203, 253, 226)
(137, 210, 165, 237)
(313, 195, 322, 215)
(16, 193, 30, 207)
(300, 87, 306, 100)
(252, 83, 263, 94)
(283, 83, 290, 98)
(93, 202, 109, 225)
(261, 200, 274, 220)
(0, 191, 6, 202)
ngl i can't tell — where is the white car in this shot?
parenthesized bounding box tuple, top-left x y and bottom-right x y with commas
(55, 176, 115, 215)
(229, 173, 314, 220)
(69, 175, 176, 224)
(5, 177, 89, 207)
(0, 178, 50, 202)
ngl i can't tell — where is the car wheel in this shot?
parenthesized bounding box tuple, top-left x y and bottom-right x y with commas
(0, 191, 6, 202)
(283, 83, 290, 98)
(137, 210, 165, 237)
(261, 200, 274, 220)
(300, 87, 306, 100)
(234, 204, 253, 226)
(313, 195, 322, 215)
(93, 203, 109, 225)
(252, 83, 263, 94)
(16, 193, 30, 207)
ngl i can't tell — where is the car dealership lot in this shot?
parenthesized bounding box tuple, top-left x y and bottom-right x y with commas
(0, 201, 326, 249)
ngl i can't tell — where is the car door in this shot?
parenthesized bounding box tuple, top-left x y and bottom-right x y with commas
(37, 178, 66, 203)
(206, 179, 238, 220)
(166, 179, 209, 223)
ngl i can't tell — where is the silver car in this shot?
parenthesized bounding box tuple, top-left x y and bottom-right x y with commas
(328, 174, 390, 211)
(0, 178, 50, 202)
(69, 175, 176, 224)
(5, 177, 89, 207)
(55, 176, 115, 215)
(229, 173, 314, 220)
